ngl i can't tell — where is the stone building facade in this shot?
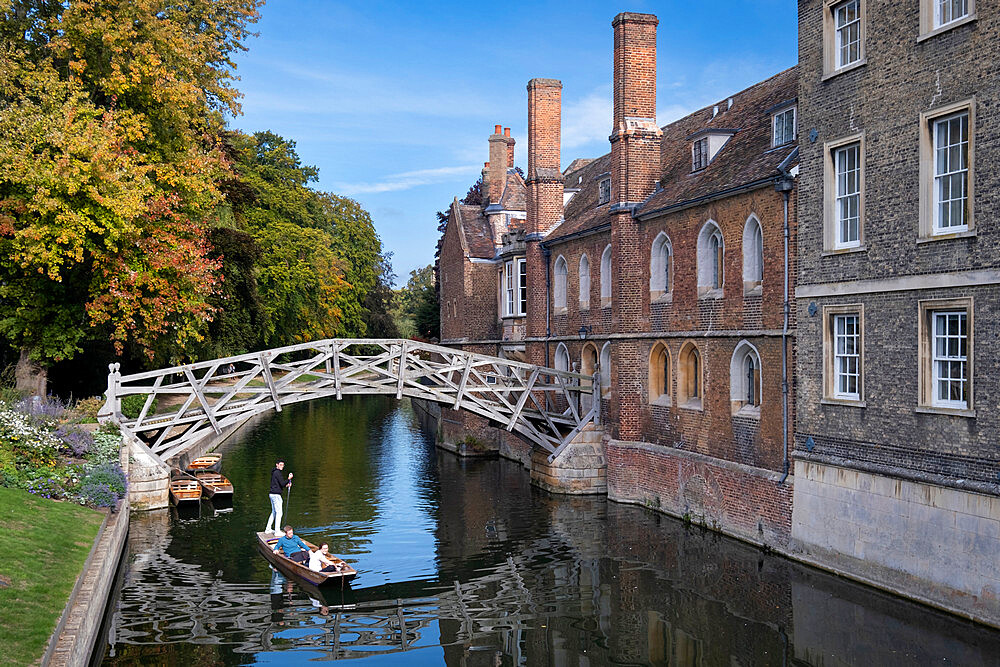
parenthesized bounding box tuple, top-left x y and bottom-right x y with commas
(437, 13, 800, 549)
(792, 0, 999, 624)
(435, 5, 999, 627)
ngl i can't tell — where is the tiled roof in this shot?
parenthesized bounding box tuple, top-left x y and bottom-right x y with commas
(455, 203, 496, 259)
(500, 169, 527, 211)
(547, 66, 798, 243)
(547, 153, 612, 239)
(637, 66, 798, 217)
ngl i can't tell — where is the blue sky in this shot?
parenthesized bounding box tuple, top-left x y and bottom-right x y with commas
(229, 1, 798, 285)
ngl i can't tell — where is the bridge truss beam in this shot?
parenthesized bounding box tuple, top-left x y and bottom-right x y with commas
(99, 339, 600, 465)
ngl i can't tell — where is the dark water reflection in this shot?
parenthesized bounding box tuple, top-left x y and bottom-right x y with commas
(101, 397, 1000, 665)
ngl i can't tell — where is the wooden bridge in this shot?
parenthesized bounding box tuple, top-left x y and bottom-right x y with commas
(99, 339, 599, 465)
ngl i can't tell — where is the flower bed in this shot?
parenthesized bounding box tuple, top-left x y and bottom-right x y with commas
(0, 396, 128, 510)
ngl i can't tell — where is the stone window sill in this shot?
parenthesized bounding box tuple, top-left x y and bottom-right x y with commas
(743, 284, 762, 297)
(918, 14, 977, 42)
(733, 404, 760, 419)
(553, 306, 568, 315)
(651, 291, 673, 305)
(698, 288, 724, 300)
(916, 229, 977, 244)
(915, 405, 976, 418)
(650, 395, 672, 408)
(821, 397, 867, 408)
(579, 304, 590, 312)
(821, 58, 867, 82)
(821, 244, 866, 257)
(679, 398, 703, 412)
(601, 299, 612, 309)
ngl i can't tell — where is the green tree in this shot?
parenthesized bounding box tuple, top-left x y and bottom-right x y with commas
(393, 265, 439, 341)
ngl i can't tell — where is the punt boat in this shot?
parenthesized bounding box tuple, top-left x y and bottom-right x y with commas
(185, 453, 222, 473)
(169, 479, 201, 505)
(193, 471, 234, 499)
(255, 532, 357, 587)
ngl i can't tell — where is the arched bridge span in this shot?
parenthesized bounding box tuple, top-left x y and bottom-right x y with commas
(99, 339, 600, 465)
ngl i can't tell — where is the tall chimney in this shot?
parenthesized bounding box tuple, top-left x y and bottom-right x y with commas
(525, 78, 563, 345)
(611, 12, 661, 208)
(488, 125, 507, 205)
(504, 127, 515, 168)
(609, 12, 660, 442)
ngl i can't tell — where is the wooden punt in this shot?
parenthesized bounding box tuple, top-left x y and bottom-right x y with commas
(193, 471, 233, 499)
(169, 479, 201, 505)
(255, 532, 357, 587)
(185, 453, 222, 473)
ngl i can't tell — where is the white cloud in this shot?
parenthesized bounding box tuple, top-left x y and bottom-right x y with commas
(332, 165, 481, 195)
(561, 88, 612, 151)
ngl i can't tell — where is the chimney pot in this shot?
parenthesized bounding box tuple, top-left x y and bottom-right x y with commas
(494, 124, 502, 135)
(484, 161, 490, 168)
(504, 127, 510, 137)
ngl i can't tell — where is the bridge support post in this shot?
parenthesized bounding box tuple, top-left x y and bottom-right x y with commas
(529, 425, 606, 495)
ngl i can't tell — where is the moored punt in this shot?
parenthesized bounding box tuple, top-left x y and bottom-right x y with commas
(193, 471, 234, 499)
(169, 479, 201, 505)
(255, 532, 357, 587)
(185, 453, 222, 473)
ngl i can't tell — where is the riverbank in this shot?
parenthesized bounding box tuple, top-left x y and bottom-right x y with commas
(0, 487, 104, 666)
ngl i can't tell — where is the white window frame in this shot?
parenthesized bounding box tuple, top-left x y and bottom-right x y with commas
(919, 100, 975, 240)
(502, 257, 527, 317)
(920, 0, 975, 38)
(835, 143, 861, 248)
(919, 298, 973, 415)
(649, 232, 672, 299)
(823, 133, 865, 252)
(772, 107, 796, 147)
(931, 310, 969, 409)
(932, 112, 970, 234)
(834, 0, 862, 69)
(730, 341, 761, 415)
(697, 220, 724, 296)
(822, 304, 865, 406)
(742, 215, 763, 292)
(600, 245, 612, 308)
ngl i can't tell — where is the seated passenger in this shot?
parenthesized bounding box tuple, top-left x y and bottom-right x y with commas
(308, 543, 343, 573)
(273, 525, 310, 563)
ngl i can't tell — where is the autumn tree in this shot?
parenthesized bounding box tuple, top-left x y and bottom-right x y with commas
(0, 0, 262, 388)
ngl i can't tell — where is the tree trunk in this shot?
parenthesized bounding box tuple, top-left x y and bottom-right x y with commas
(15, 349, 47, 397)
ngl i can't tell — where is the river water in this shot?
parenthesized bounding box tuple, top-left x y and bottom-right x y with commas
(100, 397, 1000, 665)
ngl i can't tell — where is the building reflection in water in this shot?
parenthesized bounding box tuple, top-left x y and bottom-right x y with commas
(103, 400, 1000, 665)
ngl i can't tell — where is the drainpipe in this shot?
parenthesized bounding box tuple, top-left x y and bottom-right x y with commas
(775, 150, 796, 485)
(542, 245, 552, 369)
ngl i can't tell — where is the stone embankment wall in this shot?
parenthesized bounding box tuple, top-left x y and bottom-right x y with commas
(791, 459, 1000, 627)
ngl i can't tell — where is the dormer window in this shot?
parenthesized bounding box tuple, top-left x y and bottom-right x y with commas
(692, 138, 709, 171)
(773, 107, 796, 147)
(598, 177, 611, 205)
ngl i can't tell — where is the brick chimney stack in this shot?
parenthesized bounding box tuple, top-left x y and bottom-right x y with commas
(611, 12, 661, 208)
(488, 125, 507, 205)
(504, 127, 515, 168)
(525, 78, 564, 345)
(609, 12, 660, 441)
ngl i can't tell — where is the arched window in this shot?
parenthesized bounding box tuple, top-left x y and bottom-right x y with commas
(600, 245, 612, 306)
(697, 221, 724, 295)
(730, 341, 762, 414)
(579, 255, 591, 309)
(553, 255, 568, 309)
(599, 342, 612, 397)
(678, 342, 702, 408)
(581, 343, 599, 412)
(649, 342, 671, 405)
(554, 343, 570, 372)
(649, 232, 672, 298)
(742, 215, 763, 292)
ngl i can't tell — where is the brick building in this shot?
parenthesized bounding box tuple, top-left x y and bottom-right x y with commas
(792, 0, 999, 623)
(437, 13, 799, 548)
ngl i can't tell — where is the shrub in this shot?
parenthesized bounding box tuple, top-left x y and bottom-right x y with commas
(54, 425, 93, 457)
(73, 396, 104, 423)
(79, 462, 127, 508)
(90, 430, 122, 465)
(15, 394, 67, 427)
(0, 409, 60, 467)
(120, 394, 157, 420)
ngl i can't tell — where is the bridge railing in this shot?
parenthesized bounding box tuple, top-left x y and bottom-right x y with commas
(99, 339, 600, 463)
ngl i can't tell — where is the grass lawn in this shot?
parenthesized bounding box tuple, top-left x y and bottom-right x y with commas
(0, 486, 104, 666)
